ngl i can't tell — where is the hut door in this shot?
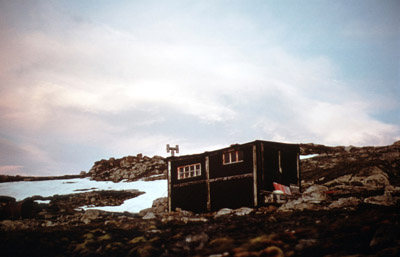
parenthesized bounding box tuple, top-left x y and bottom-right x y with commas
(262, 148, 282, 191)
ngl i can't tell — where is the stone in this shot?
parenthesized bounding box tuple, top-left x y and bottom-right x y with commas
(364, 193, 394, 206)
(328, 197, 361, 209)
(279, 184, 331, 212)
(259, 246, 284, 257)
(295, 239, 318, 251)
(357, 167, 390, 187)
(42, 220, 54, 227)
(81, 209, 101, 222)
(181, 217, 208, 223)
(215, 208, 233, 218)
(98, 233, 112, 241)
(152, 197, 167, 208)
(185, 232, 209, 251)
(138, 208, 152, 217)
(234, 207, 254, 216)
(142, 212, 156, 220)
(278, 199, 305, 212)
(208, 237, 235, 253)
(302, 185, 330, 203)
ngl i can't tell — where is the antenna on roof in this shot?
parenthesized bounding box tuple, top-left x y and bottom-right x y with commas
(166, 144, 179, 157)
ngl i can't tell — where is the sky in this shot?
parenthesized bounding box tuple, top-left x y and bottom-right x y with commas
(0, 0, 399, 176)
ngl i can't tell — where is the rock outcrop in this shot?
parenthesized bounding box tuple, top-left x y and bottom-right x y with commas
(88, 154, 167, 182)
(0, 190, 144, 221)
(300, 140, 400, 185)
(276, 140, 400, 212)
(0, 197, 41, 220)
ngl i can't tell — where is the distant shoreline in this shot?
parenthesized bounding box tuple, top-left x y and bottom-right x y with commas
(0, 174, 88, 183)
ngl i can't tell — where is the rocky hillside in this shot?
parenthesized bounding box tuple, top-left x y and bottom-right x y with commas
(300, 140, 400, 185)
(1, 141, 399, 257)
(274, 140, 400, 213)
(87, 140, 400, 186)
(88, 154, 167, 182)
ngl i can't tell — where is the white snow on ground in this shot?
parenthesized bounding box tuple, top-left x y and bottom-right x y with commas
(300, 154, 319, 159)
(0, 178, 167, 213)
(81, 179, 166, 213)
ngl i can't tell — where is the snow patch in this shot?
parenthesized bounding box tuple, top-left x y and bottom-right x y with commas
(35, 200, 51, 204)
(0, 178, 167, 213)
(300, 154, 319, 160)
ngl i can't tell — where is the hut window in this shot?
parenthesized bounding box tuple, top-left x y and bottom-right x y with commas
(223, 151, 243, 165)
(177, 163, 201, 179)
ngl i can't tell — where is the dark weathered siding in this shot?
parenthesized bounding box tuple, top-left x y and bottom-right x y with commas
(171, 182, 208, 213)
(206, 144, 255, 210)
(169, 154, 207, 212)
(208, 144, 253, 179)
(210, 177, 254, 211)
(168, 140, 300, 213)
(170, 154, 206, 183)
(280, 150, 299, 186)
(259, 142, 300, 191)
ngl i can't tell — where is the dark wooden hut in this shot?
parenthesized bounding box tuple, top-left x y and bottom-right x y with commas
(167, 140, 300, 213)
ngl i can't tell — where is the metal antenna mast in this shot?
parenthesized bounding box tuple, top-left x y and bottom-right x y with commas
(166, 144, 179, 157)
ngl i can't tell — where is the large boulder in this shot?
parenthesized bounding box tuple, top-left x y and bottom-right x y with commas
(0, 197, 41, 220)
(278, 185, 330, 212)
(302, 185, 330, 203)
(324, 166, 390, 189)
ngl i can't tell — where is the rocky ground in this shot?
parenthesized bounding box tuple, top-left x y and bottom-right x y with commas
(1, 141, 399, 257)
(0, 203, 398, 257)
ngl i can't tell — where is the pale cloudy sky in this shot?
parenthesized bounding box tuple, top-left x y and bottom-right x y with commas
(0, 0, 399, 176)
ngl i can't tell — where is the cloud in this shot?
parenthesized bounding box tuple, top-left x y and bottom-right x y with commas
(0, 0, 398, 176)
(253, 99, 399, 146)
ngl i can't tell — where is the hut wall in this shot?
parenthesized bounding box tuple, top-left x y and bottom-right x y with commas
(207, 144, 255, 210)
(171, 182, 208, 213)
(260, 142, 300, 191)
(210, 177, 254, 211)
(169, 140, 300, 213)
(169, 155, 208, 212)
